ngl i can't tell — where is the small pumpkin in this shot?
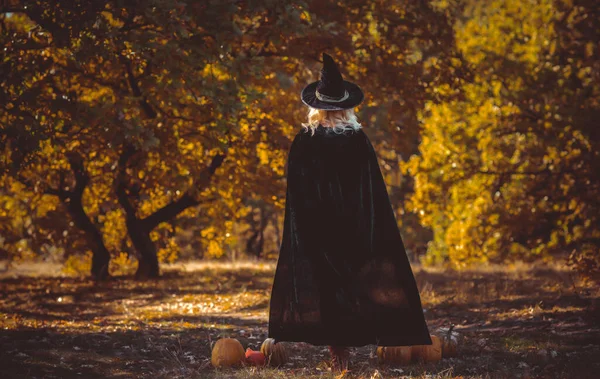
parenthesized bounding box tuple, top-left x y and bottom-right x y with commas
(245, 348, 266, 367)
(211, 338, 245, 368)
(376, 345, 412, 365)
(436, 325, 460, 358)
(411, 335, 442, 363)
(260, 338, 289, 367)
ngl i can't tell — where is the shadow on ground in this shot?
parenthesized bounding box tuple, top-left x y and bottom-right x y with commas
(1, 261, 599, 378)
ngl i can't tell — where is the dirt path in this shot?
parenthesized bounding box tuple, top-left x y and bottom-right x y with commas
(1, 261, 598, 378)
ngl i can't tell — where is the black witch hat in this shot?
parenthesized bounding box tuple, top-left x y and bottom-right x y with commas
(301, 53, 364, 111)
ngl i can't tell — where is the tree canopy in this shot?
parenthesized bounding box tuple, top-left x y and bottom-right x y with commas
(403, 0, 599, 281)
(2, 0, 597, 282)
(1, 0, 463, 279)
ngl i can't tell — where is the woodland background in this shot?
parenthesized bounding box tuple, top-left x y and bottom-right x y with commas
(1, 1, 600, 378)
(1, 0, 598, 282)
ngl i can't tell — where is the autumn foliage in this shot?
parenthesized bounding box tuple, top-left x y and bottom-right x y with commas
(1, 0, 598, 282)
(403, 0, 600, 282)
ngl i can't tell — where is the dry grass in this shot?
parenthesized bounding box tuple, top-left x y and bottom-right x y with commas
(1, 259, 599, 378)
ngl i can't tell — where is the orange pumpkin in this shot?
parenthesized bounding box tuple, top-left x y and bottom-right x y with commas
(211, 338, 245, 368)
(260, 338, 289, 367)
(411, 335, 442, 363)
(376, 345, 412, 365)
(245, 348, 266, 366)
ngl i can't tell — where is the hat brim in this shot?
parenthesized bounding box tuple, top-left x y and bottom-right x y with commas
(301, 80, 364, 111)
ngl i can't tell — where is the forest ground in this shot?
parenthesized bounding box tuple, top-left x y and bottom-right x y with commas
(1, 260, 599, 379)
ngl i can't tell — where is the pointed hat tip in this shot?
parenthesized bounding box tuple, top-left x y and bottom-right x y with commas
(322, 52, 334, 63)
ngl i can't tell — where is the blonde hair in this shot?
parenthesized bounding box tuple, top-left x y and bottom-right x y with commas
(301, 107, 362, 136)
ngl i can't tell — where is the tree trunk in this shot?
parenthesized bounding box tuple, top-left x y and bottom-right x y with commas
(127, 217, 160, 279)
(118, 191, 160, 280)
(65, 195, 111, 281)
(116, 145, 159, 280)
(116, 142, 226, 280)
(17, 152, 113, 282)
(50, 152, 112, 282)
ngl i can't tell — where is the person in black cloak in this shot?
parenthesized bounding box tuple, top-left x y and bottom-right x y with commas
(267, 53, 433, 371)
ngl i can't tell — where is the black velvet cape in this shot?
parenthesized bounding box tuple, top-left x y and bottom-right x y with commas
(268, 125, 432, 347)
